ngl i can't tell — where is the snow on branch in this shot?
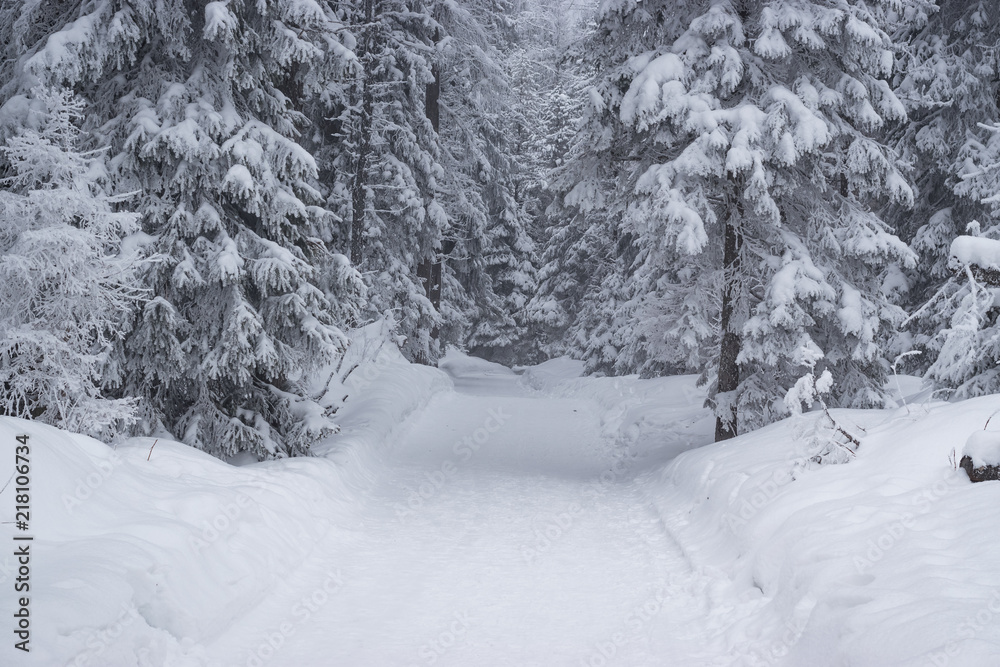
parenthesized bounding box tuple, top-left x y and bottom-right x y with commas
(949, 235, 1000, 286)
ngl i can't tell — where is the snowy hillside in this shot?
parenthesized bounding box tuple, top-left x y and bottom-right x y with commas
(2, 342, 999, 666)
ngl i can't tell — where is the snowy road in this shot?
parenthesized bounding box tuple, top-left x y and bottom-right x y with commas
(205, 363, 732, 667)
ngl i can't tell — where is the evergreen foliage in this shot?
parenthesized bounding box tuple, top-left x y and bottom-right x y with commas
(0, 88, 143, 441)
(434, 0, 541, 364)
(3, 0, 1000, 454)
(893, 1, 1000, 394)
(3, 0, 362, 457)
(553, 0, 923, 437)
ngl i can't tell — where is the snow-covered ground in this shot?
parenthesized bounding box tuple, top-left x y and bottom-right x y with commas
(2, 337, 999, 666)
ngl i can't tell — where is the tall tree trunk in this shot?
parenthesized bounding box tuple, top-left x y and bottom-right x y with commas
(715, 198, 744, 442)
(424, 34, 440, 134)
(714, 0, 753, 442)
(418, 28, 443, 317)
(349, 0, 378, 267)
(349, 89, 372, 267)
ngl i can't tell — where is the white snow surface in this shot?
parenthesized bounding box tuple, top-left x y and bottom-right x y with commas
(2, 341, 1000, 666)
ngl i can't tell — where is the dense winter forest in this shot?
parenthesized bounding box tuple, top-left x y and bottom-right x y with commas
(3, 0, 1000, 459)
(8, 2, 1000, 665)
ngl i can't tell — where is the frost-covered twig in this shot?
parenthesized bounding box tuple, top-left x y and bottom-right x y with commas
(824, 407, 861, 450)
(892, 350, 923, 414)
(807, 406, 863, 465)
(983, 408, 1000, 430)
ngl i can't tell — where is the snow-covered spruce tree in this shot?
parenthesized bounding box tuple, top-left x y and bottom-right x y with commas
(431, 0, 541, 364)
(463, 197, 539, 364)
(507, 0, 589, 209)
(923, 135, 1000, 396)
(531, 156, 628, 370)
(562, 0, 921, 439)
(322, 0, 446, 364)
(531, 10, 701, 375)
(423, 0, 500, 355)
(889, 0, 1000, 372)
(889, 1, 1000, 395)
(518, 6, 597, 360)
(0, 88, 143, 441)
(6, 0, 362, 458)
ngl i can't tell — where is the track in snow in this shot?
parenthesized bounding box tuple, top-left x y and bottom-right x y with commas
(207, 363, 730, 667)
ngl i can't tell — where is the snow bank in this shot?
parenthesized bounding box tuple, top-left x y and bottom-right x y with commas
(0, 321, 450, 667)
(645, 398, 1000, 665)
(950, 235, 1000, 271)
(515, 355, 586, 388)
(310, 320, 452, 475)
(0, 420, 364, 667)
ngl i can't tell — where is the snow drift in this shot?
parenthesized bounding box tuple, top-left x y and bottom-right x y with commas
(0, 323, 450, 667)
(645, 399, 1000, 665)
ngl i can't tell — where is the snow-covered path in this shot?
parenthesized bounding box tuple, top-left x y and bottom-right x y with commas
(11, 348, 999, 667)
(205, 364, 729, 667)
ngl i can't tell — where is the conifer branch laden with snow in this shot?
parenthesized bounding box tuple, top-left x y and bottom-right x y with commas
(923, 235, 1000, 396)
(889, 1, 1000, 396)
(0, 87, 145, 441)
(782, 341, 861, 465)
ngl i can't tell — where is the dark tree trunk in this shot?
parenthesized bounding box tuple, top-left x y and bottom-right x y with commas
(349, 0, 378, 267)
(349, 89, 372, 267)
(351, 86, 373, 266)
(715, 199, 744, 442)
(418, 28, 444, 318)
(425, 36, 440, 134)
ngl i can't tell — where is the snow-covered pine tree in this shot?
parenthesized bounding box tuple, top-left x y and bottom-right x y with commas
(517, 1, 597, 360)
(923, 134, 1000, 396)
(321, 0, 446, 364)
(4, 0, 362, 458)
(891, 1, 999, 289)
(0, 88, 143, 441)
(507, 0, 588, 202)
(530, 6, 683, 375)
(560, 0, 921, 439)
(432, 0, 541, 364)
(891, 1, 1000, 393)
(532, 151, 628, 370)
